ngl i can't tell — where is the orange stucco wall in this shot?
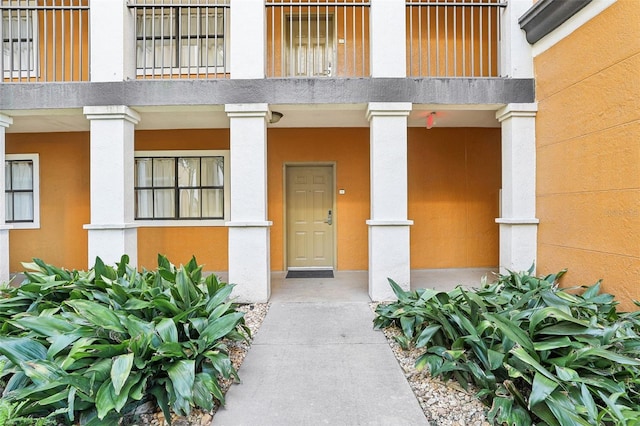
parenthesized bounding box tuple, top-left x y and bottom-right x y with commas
(535, 0, 640, 310)
(268, 127, 501, 271)
(6, 126, 500, 275)
(408, 128, 501, 268)
(6, 132, 90, 271)
(267, 128, 371, 270)
(39, 1, 90, 82)
(135, 129, 230, 272)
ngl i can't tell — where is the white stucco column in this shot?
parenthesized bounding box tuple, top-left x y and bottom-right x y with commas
(0, 114, 13, 283)
(90, 0, 136, 81)
(225, 104, 271, 303)
(366, 103, 413, 301)
(83, 106, 140, 268)
(500, 0, 534, 77)
(496, 103, 538, 273)
(229, 0, 265, 78)
(370, 0, 406, 77)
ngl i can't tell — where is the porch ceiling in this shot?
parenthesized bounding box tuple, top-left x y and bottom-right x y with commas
(3, 104, 500, 133)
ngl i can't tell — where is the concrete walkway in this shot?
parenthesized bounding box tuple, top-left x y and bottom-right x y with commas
(213, 269, 494, 425)
(213, 301, 427, 425)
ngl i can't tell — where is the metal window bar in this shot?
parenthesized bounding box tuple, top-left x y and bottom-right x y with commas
(435, 1, 439, 75)
(266, 1, 370, 78)
(406, 0, 505, 78)
(1, 0, 89, 82)
(130, 0, 229, 79)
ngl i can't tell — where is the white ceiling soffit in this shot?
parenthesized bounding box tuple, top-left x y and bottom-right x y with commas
(3, 104, 501, 133)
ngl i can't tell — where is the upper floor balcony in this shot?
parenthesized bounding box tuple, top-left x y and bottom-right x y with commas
(1, 0, 89, 82)
(2, 0, 507, 83)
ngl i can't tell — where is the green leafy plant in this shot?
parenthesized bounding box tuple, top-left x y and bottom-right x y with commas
(0, 255, 248, 425)
(374, 267, 640, 426)
(0, 399, 58, 426)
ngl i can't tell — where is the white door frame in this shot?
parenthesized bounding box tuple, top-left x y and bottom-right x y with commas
(283, 162, 337, 271)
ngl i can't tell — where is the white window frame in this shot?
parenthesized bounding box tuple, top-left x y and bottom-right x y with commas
(1, 0, 39, 78)
(134, 149, 230, 227)
(134, 3, 229, 76)
(5, 153, 40, 229)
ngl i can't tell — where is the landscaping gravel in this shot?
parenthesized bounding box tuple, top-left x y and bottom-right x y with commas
(128, 301, 489, 426)
(128, 302, 270, 426)
(372, 303, 490, 426)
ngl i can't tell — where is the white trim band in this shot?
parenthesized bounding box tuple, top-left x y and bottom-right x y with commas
(366, 102, 413, 121)
(84, 223, 139, 230)
(225, 103, 270, 116)
(366, 220, 414, 226)
(83, 106, 141, 124)
(0, 114, 13, 127)
(226, 221, 273, 227)
(495, 218, 540, 225)
(496, 103, 538, 122)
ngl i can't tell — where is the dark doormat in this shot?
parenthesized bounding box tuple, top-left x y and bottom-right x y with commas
(286, 270, 334, 279)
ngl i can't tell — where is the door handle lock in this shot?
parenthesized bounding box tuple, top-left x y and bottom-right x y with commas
(324, 209, 333, 225)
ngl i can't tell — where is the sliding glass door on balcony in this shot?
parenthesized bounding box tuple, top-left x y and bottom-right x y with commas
(267, 1, 370, 78)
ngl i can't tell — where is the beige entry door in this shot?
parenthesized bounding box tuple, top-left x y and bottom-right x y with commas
(286, 166, 334, 269)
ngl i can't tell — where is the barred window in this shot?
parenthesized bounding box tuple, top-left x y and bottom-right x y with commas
(134, 1, 228, 74)
(1, 0, 38, 75)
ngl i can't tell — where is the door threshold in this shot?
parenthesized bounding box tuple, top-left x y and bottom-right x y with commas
(287, 266, 333, 271)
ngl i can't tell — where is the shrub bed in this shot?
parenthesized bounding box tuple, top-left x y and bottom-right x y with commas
(374, 268, 640, 425)
(0, 255, 248, 426)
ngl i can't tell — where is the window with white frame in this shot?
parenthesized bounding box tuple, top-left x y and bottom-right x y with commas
(1, 0, 38, 76)
(134, 151, 229, 224)
(134, 2, 228, 74)
(4, 154, 40, 228)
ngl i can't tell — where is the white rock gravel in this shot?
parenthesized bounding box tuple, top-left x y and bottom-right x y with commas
(372, 303, 490, 426)
(127, 301, 489, 426)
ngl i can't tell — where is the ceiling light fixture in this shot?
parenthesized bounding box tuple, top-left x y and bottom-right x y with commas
(270, 111, 283, 124)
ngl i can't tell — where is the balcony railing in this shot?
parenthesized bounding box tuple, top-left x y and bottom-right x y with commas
(1, 0, 507, 84)
(130, 0, 230, 79)
(1, 0, 89, 82)
(266, 1, 370, 78)
(406, 0, 505, 77)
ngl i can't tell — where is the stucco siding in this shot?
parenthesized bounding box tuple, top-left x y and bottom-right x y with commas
(6, 127, 501, 276)
(409, 128, 501, 269)
(6, 132, 90, 271)
(267, 128, 371, 271)
(535, 0, 640, 310)
(135, 129, 231, 272)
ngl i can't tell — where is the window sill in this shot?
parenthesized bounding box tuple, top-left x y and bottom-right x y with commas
(135, 219, 228, 227)
(6, 222, 40, 230)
